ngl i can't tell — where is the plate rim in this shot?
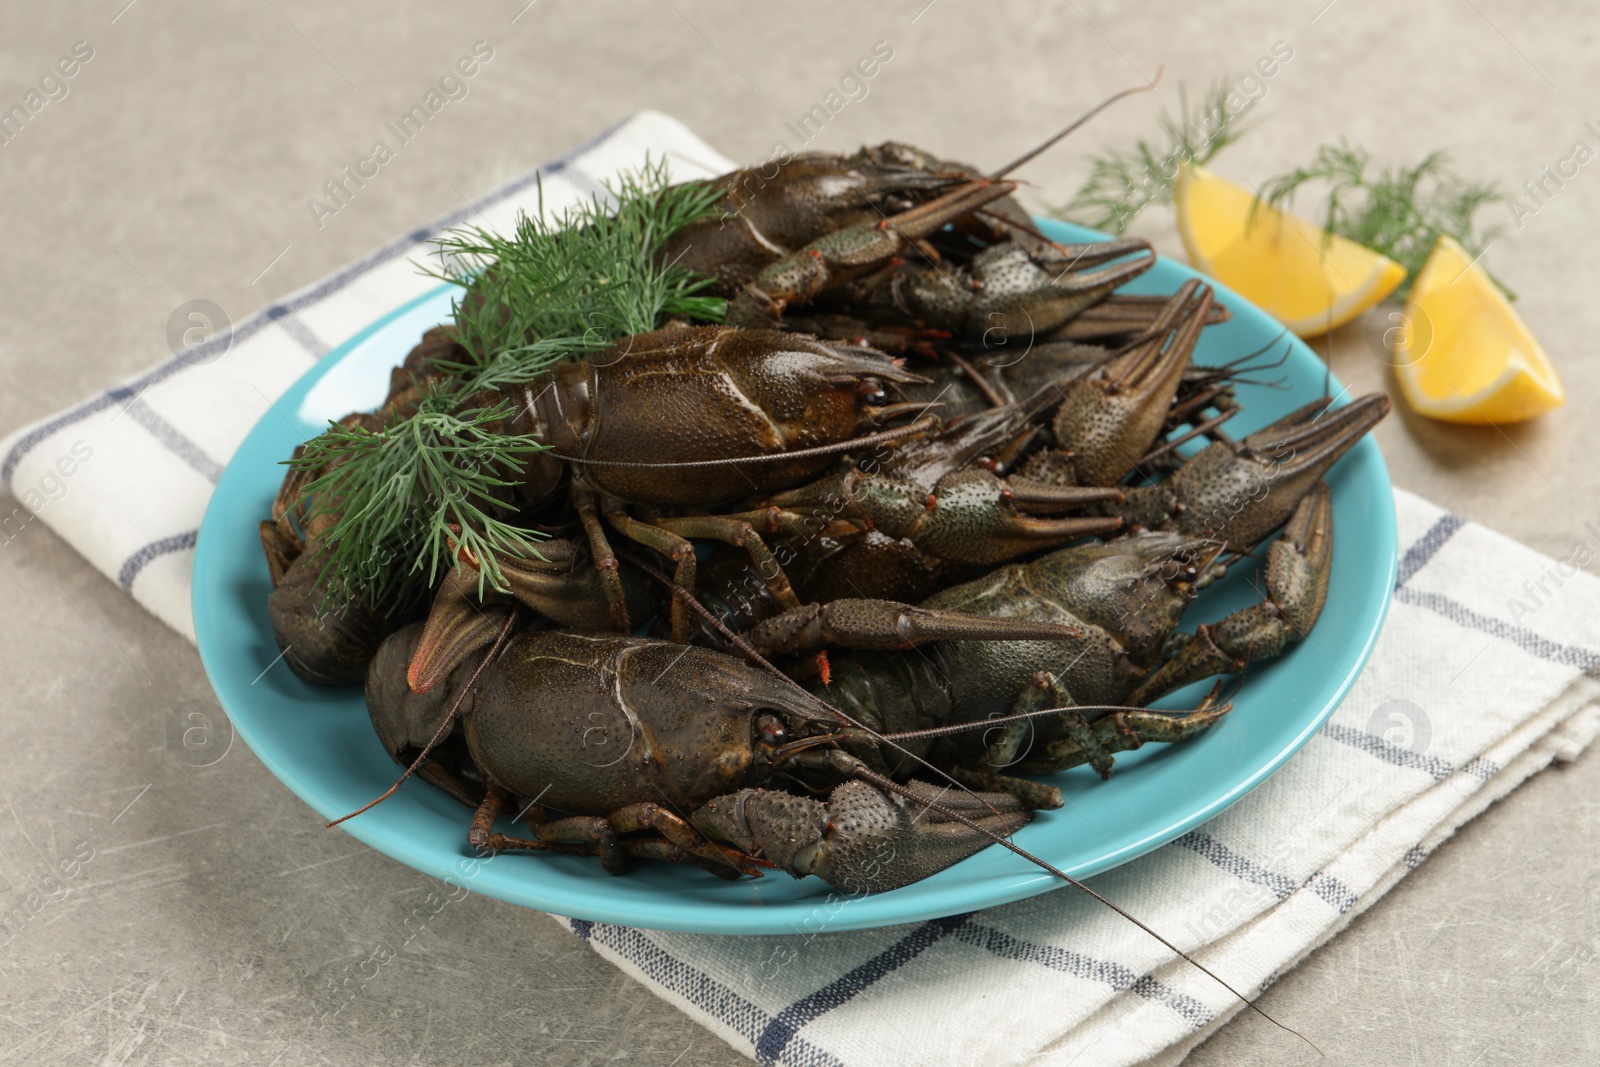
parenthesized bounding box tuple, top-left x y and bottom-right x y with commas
(193, 219, 1396, 934)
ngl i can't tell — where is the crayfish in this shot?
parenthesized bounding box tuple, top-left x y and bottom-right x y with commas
(261, 94, 1390, 904)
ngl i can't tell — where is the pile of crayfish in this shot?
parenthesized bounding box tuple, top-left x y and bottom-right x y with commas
(260, 138, 1389, 896)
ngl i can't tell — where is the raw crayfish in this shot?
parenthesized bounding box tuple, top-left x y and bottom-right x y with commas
(263, 113, 1391, 900)
(262, 323, 928, 681)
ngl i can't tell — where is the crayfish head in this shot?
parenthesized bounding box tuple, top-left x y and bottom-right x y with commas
(729, 332, 927, 453)
(559, 327, 925, 507)
(747, 694, 864, 776)
(1026, 532, 1225, 666)
(544, 635, 858, 806)
(653, 154, 963, 297)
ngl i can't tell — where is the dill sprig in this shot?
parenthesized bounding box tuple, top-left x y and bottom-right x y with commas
(289, 387, 546, 610)
(288, 158, 725, 612)
(427, 157, 726, 388)
(1256, 142, 1510, 299)
(1053, 82, 1251, 235)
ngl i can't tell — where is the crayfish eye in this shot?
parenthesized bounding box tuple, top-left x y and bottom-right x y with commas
(858, 380, 888, 405)
(755, 713, 788, 747)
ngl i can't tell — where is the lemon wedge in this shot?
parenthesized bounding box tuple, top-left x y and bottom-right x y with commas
(1175, 164, 1406, 337)
(1392, 235, 1563, 424)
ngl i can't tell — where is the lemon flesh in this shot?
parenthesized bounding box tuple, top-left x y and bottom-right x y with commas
(1176, 164, 1406, 338)
(1394, 235, 1563, 424)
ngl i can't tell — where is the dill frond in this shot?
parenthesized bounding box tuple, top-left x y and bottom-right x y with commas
(426, 156, 726, 389)
(290, 388, 548, 612)
(1257, 142, 1510, 299)
(1053, 82, 1251, 234)
(290, 157, 726, 613)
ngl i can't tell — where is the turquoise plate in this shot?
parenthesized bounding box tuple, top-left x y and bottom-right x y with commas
(193, 218, 1395, 935)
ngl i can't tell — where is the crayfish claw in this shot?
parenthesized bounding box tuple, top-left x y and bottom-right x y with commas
(1122, 480, 1337, 706)
(691, 781, 1031, 895)
(1050, 281, 1211, 487)
(408, 567, 513, 694)
(266, 551, 389, 686)
(1116, 392, 1387, 551)
(747, 598, 1084, 655)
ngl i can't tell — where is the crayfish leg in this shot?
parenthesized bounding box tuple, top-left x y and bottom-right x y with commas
(466, 786, 768, 880)
(468, 783, 626, 873)
(947, 767, 1062, 811)
(603, 508, 698, 643)
(746, 598, 1084, 656)
(649, 514, 802, 612)
(574, 490, 633, 633)
(1010, 670, 1117, 780)
(608, 802, 769, 879)
(1017, 698, 1232, 776)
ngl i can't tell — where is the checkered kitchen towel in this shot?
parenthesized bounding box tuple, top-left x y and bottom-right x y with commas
(5, 112, 1598, 1067)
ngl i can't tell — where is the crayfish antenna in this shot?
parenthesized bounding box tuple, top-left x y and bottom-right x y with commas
(613, 550, 1022, 826)
(876, 697, 1229, 742)
(549, 415, 939, 470)
(617, 549, 1319, 1052)
(990, 66, 1165, 180)
(848, 761, 1324, 1057)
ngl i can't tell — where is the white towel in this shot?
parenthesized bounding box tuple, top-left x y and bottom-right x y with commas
(5, 112, 1596, 1067)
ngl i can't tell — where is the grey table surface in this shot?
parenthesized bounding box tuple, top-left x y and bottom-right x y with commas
(2, 2, 1596, 1064)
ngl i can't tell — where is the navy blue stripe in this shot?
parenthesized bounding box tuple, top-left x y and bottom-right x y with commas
(1394, 513, 1464, 589)
(124, 400, 224, 483)
(1177, 835, 1368, 918)
(1321, 725, 1501, 786)
(552, 159, 612, 199)
(1, 112, 642, 489)
(582, 922, 845, 1067)
(1321, 722, 1454, 781)
(1395, 586, 1600, 673)
(754, 914, 969, 1066)
(2, 358, 196, 486)
(274, 314, 331, 360)
(117, 530, 198, 591)
(1172, 831, 1298, 901)
(954, 921, 1213, 1030)
(1307, 872, 1359, 915)
(590, 908, 1223, 1053)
